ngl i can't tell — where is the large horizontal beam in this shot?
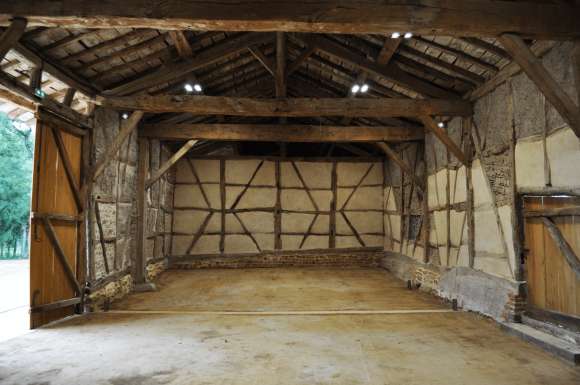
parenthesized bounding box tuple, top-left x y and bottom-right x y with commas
(0, 1, 578, 38)
(140, 123, 424, 142)
(97, 96, 473, 117)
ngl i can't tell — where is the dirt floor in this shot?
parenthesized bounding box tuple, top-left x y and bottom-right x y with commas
(0, 268, 578, 385)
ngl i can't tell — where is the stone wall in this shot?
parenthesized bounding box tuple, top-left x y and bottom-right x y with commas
(383, 41, 578, 320)
(171, 158, 384, 259)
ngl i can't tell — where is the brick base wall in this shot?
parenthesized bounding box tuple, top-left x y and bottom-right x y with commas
(170, 250, 383, 269)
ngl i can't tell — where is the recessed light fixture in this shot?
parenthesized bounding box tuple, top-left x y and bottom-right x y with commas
(184, 83, 194, 93)
(121, 112, 129, 120)
(193, 83, 203, 92)
(437, 121, 446, 128)
(351, 84, 360, 94)
(404, 32, 413, 39)
(391, 32, 401, 39)
(360, 84, 369, 93)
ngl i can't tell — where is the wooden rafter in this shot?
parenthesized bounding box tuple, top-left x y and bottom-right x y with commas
(98, 95, 472, 117)
(0, 17, 26, 61)
(248, 45, 275, 76)
(140, 123, 423, 142)
(105, 33, 272, 96)
(169, 31, 193, 58)
(302, 35, 457, 99)
(1, 1, 579, 38)
(499, 33, 580, 138)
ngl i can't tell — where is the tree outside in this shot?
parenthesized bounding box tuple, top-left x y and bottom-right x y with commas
(0, 113, 33, 260)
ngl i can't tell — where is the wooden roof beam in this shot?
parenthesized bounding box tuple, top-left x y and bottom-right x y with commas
(421, 115, 468, 165)
(96, 95, 473, 117)
(0, 17, 26, 61)
(499, 33, 580, 138)
(140, 123, 424, 142)
(1, 1, 579, 38)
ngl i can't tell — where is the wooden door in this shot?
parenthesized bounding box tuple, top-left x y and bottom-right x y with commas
(523, 196, 580, 318)
(29, 111, 87, 328)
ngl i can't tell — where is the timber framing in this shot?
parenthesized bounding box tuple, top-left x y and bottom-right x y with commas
(1, 1, 579, 38)
(97, 96, 473, 117)
(140, 123, 424, 142)
(499, 34, 580, 138)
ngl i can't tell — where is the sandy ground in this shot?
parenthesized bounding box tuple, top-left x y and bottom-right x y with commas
(0, 268, 578, 385)
(0, 259, 29, 342)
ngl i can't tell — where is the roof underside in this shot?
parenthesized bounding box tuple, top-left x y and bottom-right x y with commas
(0, 25, 527, 156)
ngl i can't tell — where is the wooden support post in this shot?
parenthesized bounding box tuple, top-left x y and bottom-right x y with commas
(499, 33, 580, 138)
(463, 117, 475, 268)
(0, 17, 27, 61)
(135, 137, 150, 287)
(30, 66, 42, 90)
(421, 115, 468, 166)
(145, 139, 197, 189)
(274, 160, 282, 250)
(422, 142, 430, 263)
(219, 159, 226, 254)
(574, 40, 580, 110)
(329, 161, 337, 249)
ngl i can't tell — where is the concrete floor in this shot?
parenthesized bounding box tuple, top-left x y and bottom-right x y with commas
(0, 259, 30, 342)
(0, 268, 578, 385)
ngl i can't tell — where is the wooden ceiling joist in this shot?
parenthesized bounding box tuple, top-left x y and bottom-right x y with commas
(140, 123, 424, 142)
(1, 1, 579, 38)
(97, 95, 473, 117)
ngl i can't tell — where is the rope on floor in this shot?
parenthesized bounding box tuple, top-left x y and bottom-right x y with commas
(104, 309, 455, 316)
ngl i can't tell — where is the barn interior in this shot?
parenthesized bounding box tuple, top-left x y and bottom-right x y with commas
(0, 1, 579, 384)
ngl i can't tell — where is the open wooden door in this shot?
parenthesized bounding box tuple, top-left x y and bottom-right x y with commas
(29, 110, 88, 328)
(523, 196, 580, 321)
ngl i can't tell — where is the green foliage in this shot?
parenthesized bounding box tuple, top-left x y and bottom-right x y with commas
(0, 113, 33, 259)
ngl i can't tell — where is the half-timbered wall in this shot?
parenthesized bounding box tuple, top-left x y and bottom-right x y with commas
(171, 158, 384, 257)
(89, 108, 173, 307)
(383, 41, 579, 320)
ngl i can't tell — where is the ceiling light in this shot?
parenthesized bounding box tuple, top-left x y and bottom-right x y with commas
(360, 84, 369, 93)
(193, 83, 203, 92)
(404, 32, 413, 39)
(391, 32, 401, 39)
(437, 121, 446, 128)
(121, 112, 129, 120)
(351, 84, 360, 94)
(184, 83, 194, 93)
